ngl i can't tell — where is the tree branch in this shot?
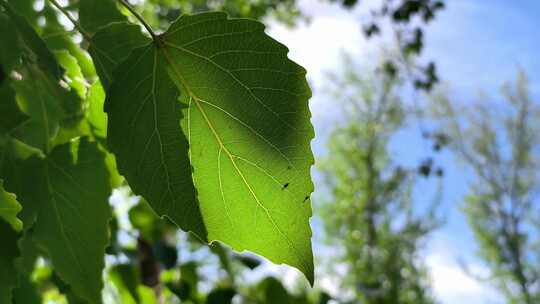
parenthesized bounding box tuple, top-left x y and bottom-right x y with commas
(48, 0, 91, 41)
(117, 0, 157, 41)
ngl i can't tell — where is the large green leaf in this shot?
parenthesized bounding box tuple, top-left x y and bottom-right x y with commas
(0, 180, 22, 231)
(106, 43, 206, 239)
(30, 138, 113, 303)
(106, 12, 314, 282)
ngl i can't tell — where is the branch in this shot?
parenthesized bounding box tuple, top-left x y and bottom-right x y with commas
(48, 0, 91, 41)
(117, 0, 157, 41)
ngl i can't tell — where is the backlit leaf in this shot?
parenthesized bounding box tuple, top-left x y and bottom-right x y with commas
(0, 180, 22, 231)
(106, 13, 314, 282)
(3, 5, 84, 153)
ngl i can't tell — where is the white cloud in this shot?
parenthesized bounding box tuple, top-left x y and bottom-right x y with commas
(268, 14, 365, 87)
(425, 244, 504, 304)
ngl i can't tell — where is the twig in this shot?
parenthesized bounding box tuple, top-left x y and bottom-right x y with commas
(48, 0, 91, 40)
(117, 0, 157, 41)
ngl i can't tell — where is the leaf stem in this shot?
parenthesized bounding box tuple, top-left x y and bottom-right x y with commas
(48, 0, 91, 41)
(117, 0, 157, 41)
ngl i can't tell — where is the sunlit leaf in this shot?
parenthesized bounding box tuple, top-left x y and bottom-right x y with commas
(54, 50, 86, 98)
(0, 180, 23, 231)
(106, 12, 314, 282)
(87, 80, 107, 138)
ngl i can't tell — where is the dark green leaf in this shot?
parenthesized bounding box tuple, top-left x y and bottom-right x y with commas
(3, 3, 63, 79)
(88, 22, 151, 90)
(0, 13, 21, 73)
(12, 273, 42, 304)
(31, 138, 113, 303)
(0, 81, 28, 133)
(79, 0, 126, 34)
(206, 287, 236, 304)
(0, 220, 20, 303)
(257, 276, 291, 303)
(233, 254, 261, 270)
(107, 43, 205, 239)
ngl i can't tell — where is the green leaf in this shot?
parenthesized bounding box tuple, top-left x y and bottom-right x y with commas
(11, 64, 67, 153)
(0, 81, 29, 133)
(12, 273, 42, 304)
(106, 13, 314, 282)
(87, 81, 108, 138)
(86, 81, 124, 187)
(79, 0, 126, 34)
(30, 138, 113, 303)
(0, 220, 20, 303)
(54, 50, 86, 98)
(0, 141, 42, 231)
(129, 199, 167, 241)
(109, 264, 140, 304)
(3, 5, 84, 153)
(0, 180, 23, 231)
(233, 253, 261, 270)
(257, 277, 292, 303)
(42, 7, 96, 79)
(206, 287, 236, 304)
(88, 22, 151, 90)
(2, 3, 63, 80)
(0, 12, 21, 73)
(106, 44, 205, 238)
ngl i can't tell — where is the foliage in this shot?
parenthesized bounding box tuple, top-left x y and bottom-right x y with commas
(0, 0, 316, 302)
(333, 0, 444, 92)
(319, 55, 440, 303)
(433, 72, 540, 303)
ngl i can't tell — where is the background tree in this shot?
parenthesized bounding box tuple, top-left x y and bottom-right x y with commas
(332, 0, 445, 92)
(319, 54, 441, 304)
(432, 72, 540, 303)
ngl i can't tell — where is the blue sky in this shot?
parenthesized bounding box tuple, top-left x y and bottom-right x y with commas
(268, 0, 540, 303)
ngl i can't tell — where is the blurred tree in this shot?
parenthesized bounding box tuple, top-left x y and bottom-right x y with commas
(320, 54, 441, 303)
(433, 72, 540, 303)
(332, 0, 445, 92)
